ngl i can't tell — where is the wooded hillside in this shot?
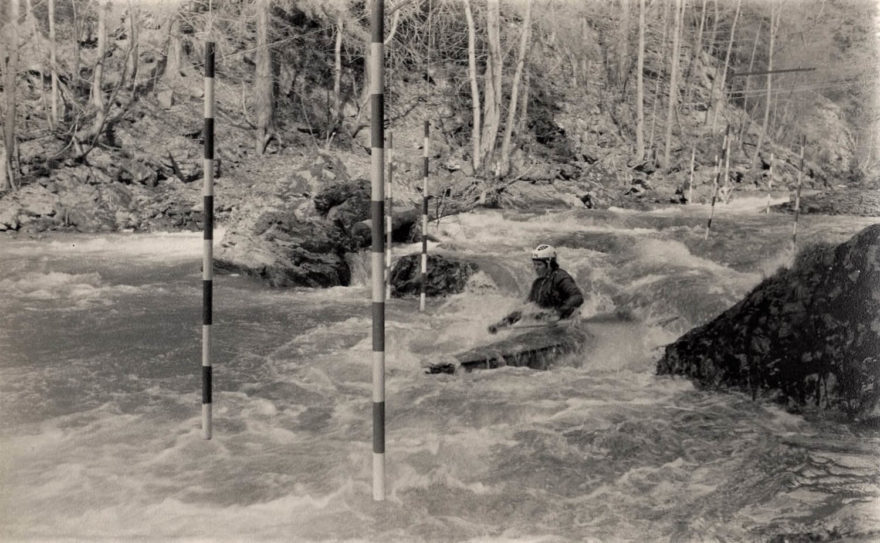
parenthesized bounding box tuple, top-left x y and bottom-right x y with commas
(1, 0, 877, 217)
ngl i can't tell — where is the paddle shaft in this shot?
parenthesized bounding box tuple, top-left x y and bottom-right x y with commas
(491, 310, 633, 333)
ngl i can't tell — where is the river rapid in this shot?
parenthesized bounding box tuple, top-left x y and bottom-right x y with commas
(1, 200, 878, 542)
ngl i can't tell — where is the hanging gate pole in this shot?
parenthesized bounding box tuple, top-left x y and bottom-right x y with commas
(419, 121, 429, 312)
(202, 41, 215, 440)
(369, 0, 386, 502)
(791, 136, 805, 253)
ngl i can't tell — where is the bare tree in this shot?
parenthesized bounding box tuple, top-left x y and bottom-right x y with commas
(25, 0, 47, 123)
(479, 0, 502, 173)
(663, 0, 684, 170)
(648, 0, 670, 156)
(752, 3, 782, 175)
(255, 0, 273, 154)
(333, 16, 344, 130)
(126, 0, 140, 93)
(498, 0, 532, 177)
(683, 0, 707, 106)
(91, 0, 110, 136)
(3, 0, 21, 190)
(739, 19, 761, 142)
(618, 0, 630, 87)
(49, 0, 59, 127)
(635, 0, 646, 161)
(463, 0, 481, 172)
(711, 0, 741, 131)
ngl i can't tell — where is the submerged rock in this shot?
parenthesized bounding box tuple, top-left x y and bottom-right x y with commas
(658, 224, 880, 418)
(390, 254, 479, 298)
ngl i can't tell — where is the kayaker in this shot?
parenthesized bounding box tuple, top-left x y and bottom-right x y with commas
(488, 244, 584, 334)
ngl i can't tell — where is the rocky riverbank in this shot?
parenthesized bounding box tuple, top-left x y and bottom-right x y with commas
(658, 223, 880, 420)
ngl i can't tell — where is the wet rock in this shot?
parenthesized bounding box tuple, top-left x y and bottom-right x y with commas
(216, 211, 352, 287)
(773, 189, 880, 217)
(119, 159, 159, 186)
(215, 159, 377, 287)
(658, 224, 880, 418)
(17, 184, 58, 217)
(389, 254, 479, 298)
(0, 204, 21, 231)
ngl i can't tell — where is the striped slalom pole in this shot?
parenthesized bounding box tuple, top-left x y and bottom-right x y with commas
(765, 152, 774, 213)
(791, 137, 805, 253)
(369, 0, 386, 502)
(386, 131, 393, 301)
(722, 125, 731, 202)
(687, 146, 695, 204)
(202, 41, 215, 440)
(419, 121, 429, 312)
(704, 153, 720, 240)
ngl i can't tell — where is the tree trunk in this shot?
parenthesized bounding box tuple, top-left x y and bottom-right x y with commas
(618, 0, 630, 89)
(255, 0, 273, 154)
(3, 0, 20, 190)
(683, 0, 707, 107)
(711, 0, 741, 131)
(498, 0, 532, 177)
(480, 0, 502, 174)
(463, 0, 481, 172)
(663, 0, 684, 170)
(738, 20, 762, 147)
(333, 16, 343, 128)
(164, 15, 182, 84)
(635, 0, 646, 161)
(25, 0, 47, 123)
(752, 5, 780, 175)
(49, 0, 59, 127)
(648, 0, 671, 156)
(742, 21, 761, 112)
(91, 0, 110, 136)
(72, 0, 81, 100)
(127, 0, 139, 93)
(518, 62, 530, 137)
(708, 0, 719, 57)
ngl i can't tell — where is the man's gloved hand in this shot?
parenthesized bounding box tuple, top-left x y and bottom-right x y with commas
(534, 311, 561, 322)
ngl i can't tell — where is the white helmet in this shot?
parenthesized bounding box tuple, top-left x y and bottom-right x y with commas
(531, 244, 557, 261)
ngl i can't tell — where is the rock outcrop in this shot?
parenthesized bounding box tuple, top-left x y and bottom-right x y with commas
(214, 154, 423, 288)
(389, 254, 479, 298)
(658, 224, 880, 418)
(774, 188, 880, 217)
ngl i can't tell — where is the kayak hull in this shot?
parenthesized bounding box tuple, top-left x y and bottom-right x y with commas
(428, 324, 591, 374)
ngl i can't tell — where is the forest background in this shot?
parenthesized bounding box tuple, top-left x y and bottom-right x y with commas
(0, 0, 878, 234)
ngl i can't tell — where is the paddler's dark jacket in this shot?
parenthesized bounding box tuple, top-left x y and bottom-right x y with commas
(499, 266, 584, 327)
(527, 267, 584, 319)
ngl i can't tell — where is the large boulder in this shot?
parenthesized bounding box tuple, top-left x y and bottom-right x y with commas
(216, 210, 353, 287)
(215, 157, 379, 287)
(390, 254, 479, 298)
(658, 224, 880, 418)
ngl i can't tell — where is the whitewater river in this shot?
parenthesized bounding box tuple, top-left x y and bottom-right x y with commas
(1, 199, 878, 542)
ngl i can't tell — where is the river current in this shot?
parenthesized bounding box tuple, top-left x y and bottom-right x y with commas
(1, 200, 878, 542)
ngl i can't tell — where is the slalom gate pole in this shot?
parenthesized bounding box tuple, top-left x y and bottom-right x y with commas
(722, 125, 731, 201)
(791, 137, 805, 253)
(202, 41, 215, 440)
(765, 152, 774, 213)
(386, 131, 393, 300)
(705, 153, 720, 240)
(369, 0, 386, 502)
(687, 146, 695, 204)
(419, 121, 429, 312)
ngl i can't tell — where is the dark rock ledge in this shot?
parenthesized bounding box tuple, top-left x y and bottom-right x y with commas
(658, 223, 880, 419)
